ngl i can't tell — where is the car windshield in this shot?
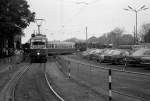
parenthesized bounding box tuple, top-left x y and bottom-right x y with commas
(111, 50, 121, 55)
(94, 49, 103, 54)
(107, 50, 114, 55)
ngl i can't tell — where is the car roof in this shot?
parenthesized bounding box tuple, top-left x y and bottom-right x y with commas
(132, 48, 150, 56)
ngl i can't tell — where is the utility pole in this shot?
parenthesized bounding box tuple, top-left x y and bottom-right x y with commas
(86, 26, 88, 49)
(135, 11, 138, 44)
(35, 19, 44, 35)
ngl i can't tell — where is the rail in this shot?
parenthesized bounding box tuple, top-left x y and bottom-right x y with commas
(3, 64, 31, 101)
(44, 67, 65, 101)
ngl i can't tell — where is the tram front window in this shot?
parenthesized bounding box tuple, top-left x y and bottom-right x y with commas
(32, 42, 46, 49)
(33, 42, 45, 45)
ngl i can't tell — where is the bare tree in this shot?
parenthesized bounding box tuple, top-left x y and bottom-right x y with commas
(144, 29, 150, 43)
(120, 34, 134, 45)
(107, 27, 124, 47)
(139, 23, 150, 42)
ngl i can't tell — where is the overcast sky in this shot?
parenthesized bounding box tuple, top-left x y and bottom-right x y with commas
(22, 0, 150, 43)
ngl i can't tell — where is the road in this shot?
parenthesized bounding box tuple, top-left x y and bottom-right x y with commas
(0, 55, 150, 101)
(60, 55, 150, 101)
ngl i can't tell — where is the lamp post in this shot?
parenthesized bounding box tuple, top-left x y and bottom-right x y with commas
(124, 5, 148, 44)
(86, 26, 88, 49)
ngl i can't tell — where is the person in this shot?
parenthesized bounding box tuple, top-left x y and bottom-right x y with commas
(14, 49, 20, 64)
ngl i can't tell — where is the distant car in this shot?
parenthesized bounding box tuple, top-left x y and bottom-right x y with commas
(125, 48, 150, 66)
(82, 49, 95, 58)
(103, 49, 129, 64)
(88, 49, 105, 60)
(97, 49, 114, 63)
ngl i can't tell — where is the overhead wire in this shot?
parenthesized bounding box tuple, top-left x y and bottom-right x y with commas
(63, 0, 103, 27)
(60, 0, 88, 35)
(59, 0, 102, 25)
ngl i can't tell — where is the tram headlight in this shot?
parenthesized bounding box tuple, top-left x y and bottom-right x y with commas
(37, 52, 40, 56)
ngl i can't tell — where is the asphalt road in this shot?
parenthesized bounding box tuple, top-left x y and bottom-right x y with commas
(61, 55, 150, 101)
(1, 55, 150, 101)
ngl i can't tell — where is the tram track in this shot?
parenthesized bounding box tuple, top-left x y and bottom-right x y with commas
(44, 67, 65, 101)
(33, 63, 64, 101)
(0, 64, 31, 101)
(9, 61, 65, 101)
(42, 56, 65, 101)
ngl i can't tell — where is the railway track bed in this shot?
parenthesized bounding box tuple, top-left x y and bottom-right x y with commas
(0, 61, 64, 101)
(0, 62, 29, 92)
(14, 63, 62, 101)
(0, 63, 30, 101)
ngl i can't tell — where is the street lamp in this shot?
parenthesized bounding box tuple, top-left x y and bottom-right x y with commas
(124, 5, 148, 44)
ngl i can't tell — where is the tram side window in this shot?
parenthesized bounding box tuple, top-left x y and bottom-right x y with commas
(52, 44, 54, 48)
(65, 45, 67, 48)
(32, 42, 45, 45)
(62, 45, 64, 48)
(59, 44, 61, 48)
(69, 45, 71, 48)
(61, 44, 63, 48)
(49, 44, 52, 48)
(55, 44, 57, 48)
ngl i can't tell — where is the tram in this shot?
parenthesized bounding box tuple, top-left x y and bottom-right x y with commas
(29, 34, 48, 62)
(47, 41, 75, 55)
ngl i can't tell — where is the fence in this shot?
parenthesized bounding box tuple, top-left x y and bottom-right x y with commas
(56, 56, 150, 101)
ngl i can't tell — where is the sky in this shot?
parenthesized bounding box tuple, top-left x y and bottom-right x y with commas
(22, 0, 150, 43)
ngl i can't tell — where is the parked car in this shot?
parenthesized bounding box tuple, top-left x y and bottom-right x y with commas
(103, 49, 129, 64)
(82, 51, 90, 57)
(96, 49, 114, 63)
(88, 49, 105, 60)
(125, 48, 150, 66)
(82, 49, 97, 58)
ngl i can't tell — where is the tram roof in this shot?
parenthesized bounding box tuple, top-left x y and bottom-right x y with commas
(48, 41, 75, 45)
(30, 34, 47, 40)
